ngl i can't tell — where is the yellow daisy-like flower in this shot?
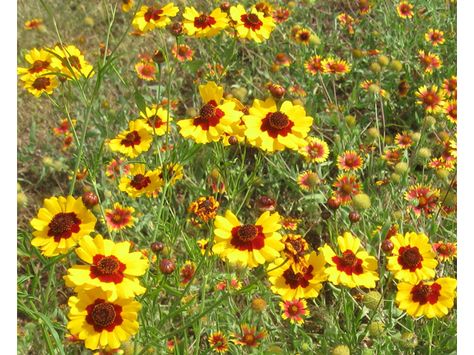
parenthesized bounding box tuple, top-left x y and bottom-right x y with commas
(132, 3, 179, 32)
(20, 73, 59, 97)
(118, 164, 163, 198)
(50, 44, 95, 79)
(64, 234, 149, 300)
(108, 120, 153, 158)
(267, 251, 327, 300)
(212, 210, 284, 268)
(229, 4, 276, 43)
(396, 1, 414, 19)
(177, 81, 243, 144)
(67, 288, 141, 350)
(387, 232, 438, 283)
(158, 162, 184, 186)
(396, 277, 457, 318)
(299, 137, 330, 163)
(17, 48, 53, 80)
(30, 196, 97, 257)
(138, 105, 173, 136)
(320, 232, 379, 289)
(121, 0, 134, 13)
(182, 7, 228, 38)
(243, 98, 313, 152)
(415, 85, 446, 113)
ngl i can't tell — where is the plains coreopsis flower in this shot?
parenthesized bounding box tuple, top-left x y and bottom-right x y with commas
(337, 151, 364, 171)
(182, 7, 228, 38)
(177, 81, 243, 143)
(320, 232, 379, 288)
(396, 278, 457, 318)
(212, 210, 284, 268)
(189, 196, 219, 222)
(67, 288, 141, 350)
(108, 120, 153, 158)
(280, 299, 309, 324)
(50, 44, 95, 79)
(425, 29, 445, 46)
(21, 73, 59, 97)
(405, 185, 440, 216)
(229, 4, 276, 43)
(30, 196, 97, 257)
(132, 3, 179, 32)
(243, 98, 313, 152)
(118, 164, 163, 198)
(64, 234, 149, 300)
(17, 48, 53, 80)
(105, 203, 135, 231)
(233, 324, 266, 348)
(415, 85, 446, 113)
(138, 105, 173, 136)
(396, 1, 414, 19)
(121, 0, 134, 13)
(208, 331, 229, 353)
(387, 232, 438, 283)
(158, 162, 184, 186)
(267, 251, 327, 300)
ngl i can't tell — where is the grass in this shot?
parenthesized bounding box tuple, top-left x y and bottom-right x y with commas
(18, 0, 457, 354)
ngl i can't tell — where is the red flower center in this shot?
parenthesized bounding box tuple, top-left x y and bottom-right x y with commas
(193, 100, 225, 130)
(241, 13, 263, 30)
(398, 246, 423, 271)
(121, 130, 141, 147)
(230, 224, 265, 251)
(147, 115, 164, 129)
(261, 111, 294, 138)
(411, 282, 441, 305)
(194, 14, 216, 29)
(400, 4, 411, 15)
(282, 265, 314, 289)
(90, 254, 126, 283)
(298, 31, 310, 41)
(32, 77, 51, 90)
(47, 212, 81, 242)
(130, 173, 151, 190)
(289, 304, 300, 315)
(332, 250, 363, 275)
(29, 60, 50, 74)
(144, 7, 163, 22)
(422, 92, 440, 106)
(86, 299, 123, 332)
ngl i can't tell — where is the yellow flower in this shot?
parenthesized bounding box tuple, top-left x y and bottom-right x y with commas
(320, 232, 379, 288)
(30, 196, 97, 257)
(121, 0, 134, 13)
(64, 234, 149, 300)
(243, 98, 313, 152)
(67, 288, 141, 350)
(118, 164, 163, 198)
(229, 4, 276, 43)
(212, 210, 284, 268)
(387, 232, 438, 283)
(108, 120, 153, 158)
(132, 3, 179, 32)
(267, 251, 327, 300)
(182, 7, 228, 38)
(298, 137, 330, 163)
(50, 44, 95, 79)
(20, 73, 59, 97)
(17, 48, 53, 80)
(396, 277, 457, 318)
(138, 105, 173, 136)
(158, 162, 184, 186)
(177, 81, 243, 144)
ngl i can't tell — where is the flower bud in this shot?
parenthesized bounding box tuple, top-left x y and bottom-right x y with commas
(390, 173, 401, 183)
(268, 83, 286, 99)
(378, 55, 390, 66)
(381, 239, 394, 253)
(389, 60, 403, 72)
(417, 147, 431, 160)
(362, 291, 382, 310)
(153, 50, 165, 64)
(345, 115, 357, 127)
(352, 49, 364, 58)
(82, 191, 99, 208)
(423, 115, 436, 127)
(400, 332, 418, 349)
(349, 211, 361, 223)
(332, 345, 350, 355)
(228, 136, 239, 145)
(327, 197, 340, 210)
(151, 242, 164, 254)
(367, 127, 380, 139)
(220, 2, 231, 11)
(369, 62, 381, 73)
(256, 195, 276, 212)
(394, 162, 408, 174)
(169, 22, 183, 36)
(352, 194, 371, 210)
(321, 210, 332, 220)
(159, 259, 176, 274)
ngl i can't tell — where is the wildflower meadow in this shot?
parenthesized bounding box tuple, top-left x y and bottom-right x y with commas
(17, 0, 458, 354)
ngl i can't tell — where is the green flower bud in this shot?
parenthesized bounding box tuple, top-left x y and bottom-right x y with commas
(362, 291, 382, 310)
(394, 162, 409, 174)
(368, 321, 385, 337)
(378, 55, 390, 66)
(389, 60, 403, 71)
(332, 345, 350, 355)
(345, 115, 357, 127)
(417, 147, 432, 160)
(370, 62, 382, 73)
(390, 173, 401, 183)
(352, 194, 371, 210)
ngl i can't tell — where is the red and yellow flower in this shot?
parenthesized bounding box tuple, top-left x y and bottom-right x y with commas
(418, 50, 442, 73)
(433, 242, 457, 262)
(132, 3, 179, 32)
(337, 151, 364, 171)
(304, 55, 324, 75)
(182, 7, 228, 38)
(396, 1, 414, 19)
(108, 120, 153, 158)
(118, 164, 163, 198)
(208, 331, 229, 353)
(64, 234, 149, 300)
(229, 4, 276, 43)
(415, 85, 446, 113)
(24, 18, 43, 30)
(189, 196, 219, 222)
(177, 81, 243, 144)
(425, 29, 445, 46)
(50, 44, 95, 79)
(105, 203, 135, 231)
(30, 196, 97, 257)
(332, 174, 361, 205)
(179, 261, 196, 285)
(17, 48, 53, 80)
(320, 232, 379, 288)
(233, 324, 266, 348)
(396, 278, 457, 318)
(280, 298, 309, 324)
(387, 232, 438, 283)
(299, 137, 330, 163)
(297, 171, 320, 191)
(138, 105, 173, 136)
(243, 98, 313, 152)
(394, 132, 414, 149)
(212, 210, 284, 268)
(67, 288, 141, 350)
(322, 57, 351, 75)
(121, 0, 134, 13)
(405, 185, 440, 216)
(21, 73, 59, 97)
(172, 44, 194, 62)
(135, 59, 156, 81)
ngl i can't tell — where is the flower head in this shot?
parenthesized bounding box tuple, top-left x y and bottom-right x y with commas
(135, 60, 156, 81)
(425, 29, 445, 46)
(106, 158, 130, 180)
(396, 278, 457, 318)
(108, 120, 153, 158)
(189, 196, 219, 222)
(30, 196, 97, 256)
(172, 44, 194, 62)
(387, 232, 438, 283)
(208, 331, 229, 353)
(212, 211, 284, 268)
(322, 57, 351, 75)
(280, 298, 309, 324)
(64, 234, 149, 300)
(183, 7, 228, 38)
(233, 324, 266, 348)
(132, 3, 179, 32)
(229, 4, 276, 43)
(24, 18, 43, 30)
(433, 242, 457, 262)
(332, 174, 361, 205)
(320, 232, 379, 288)
(180, 261, 196, 285)
(139, 105, 173, 135)
(415, 85, 446, 113)
(105, 203, 135, 231)
(304, 55, 324, 75)
(337, 151, 364, 171)
(405, 185, 440, 216)
(118, 164, 163, 198)
(17, 48, 53, 79)
(20, 73, 59, 97)
(50, 44, 95, 79)
(397, 1, 414, 19)
(297, 171, 321, 191)
(418, 50, 442, 74)
(299, 137, 330, 163)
